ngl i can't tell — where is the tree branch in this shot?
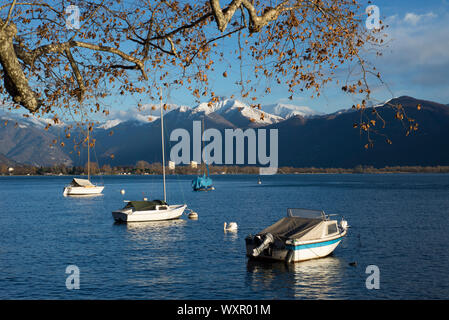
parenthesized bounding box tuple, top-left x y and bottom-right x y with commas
(64, 47, 86, 102)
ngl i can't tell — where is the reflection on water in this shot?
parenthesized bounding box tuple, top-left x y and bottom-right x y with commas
(246, 256, 346, 299)
(115, 219, 188, 290)
(117, 219, 187, 243)
(124, 219, 187, 231)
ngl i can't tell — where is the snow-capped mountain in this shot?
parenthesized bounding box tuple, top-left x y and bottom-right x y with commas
(2, 96, 449, 168)
(191, 99, 284, 127)
(0, 109, 66, 129)
(97, 98, 288, 130)
(0, 109, 72, 166)
(261, 103, 322, 119)
(97, 103, 187, 129)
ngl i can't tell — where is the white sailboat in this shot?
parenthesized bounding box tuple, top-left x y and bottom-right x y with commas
(63, 129, 104, 196)
(112, 93, 187, 222)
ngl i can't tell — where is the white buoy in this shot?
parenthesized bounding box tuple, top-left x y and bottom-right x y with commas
(188, 212, 198, 219)
(120, 189, 125, 195)
(224, 222, 238, 232)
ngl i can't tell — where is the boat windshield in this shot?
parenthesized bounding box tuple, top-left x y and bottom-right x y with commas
(287, 208, 327, 220)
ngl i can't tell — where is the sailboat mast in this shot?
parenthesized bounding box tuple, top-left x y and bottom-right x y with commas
(160, 91, 167, 202)
(87, 128, 90, 182)
(202, 117, 209, 177)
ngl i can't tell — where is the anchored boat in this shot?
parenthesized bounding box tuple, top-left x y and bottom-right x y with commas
(63, 129, 104, 196)
(245, 208, 348, 263)
(112, 200, 186, 222)
(63, 178, 104, 196)
(112, 91, 186, 222)
(192, 118, 214, 191)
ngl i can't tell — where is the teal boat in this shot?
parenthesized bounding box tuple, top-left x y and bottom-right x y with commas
(192, 118, 214, 191)
(192, 166, 214, 191)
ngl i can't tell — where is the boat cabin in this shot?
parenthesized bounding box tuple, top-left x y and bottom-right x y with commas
(123, 200, 169, 211)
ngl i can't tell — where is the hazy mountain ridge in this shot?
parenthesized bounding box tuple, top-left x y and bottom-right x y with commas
(1, 96, 449, 168)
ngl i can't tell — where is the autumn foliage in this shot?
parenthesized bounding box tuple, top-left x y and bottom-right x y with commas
(0, 0, 414, 147)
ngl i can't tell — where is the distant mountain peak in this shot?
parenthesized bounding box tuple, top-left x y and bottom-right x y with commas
(261, 103, 321, 119)
(191, 98, 283, 126)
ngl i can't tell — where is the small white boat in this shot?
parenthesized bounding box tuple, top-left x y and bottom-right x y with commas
(63, 178, 104, 196)
(112, 200, 186, 222)
(245, 208, 348, 263)
(112, 90, 187, 223)
(63, 128, 104, 196)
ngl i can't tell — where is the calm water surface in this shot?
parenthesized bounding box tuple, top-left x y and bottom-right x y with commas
(0, 174, 448, 299)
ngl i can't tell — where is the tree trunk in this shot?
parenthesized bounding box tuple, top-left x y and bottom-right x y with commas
(0, 20, 40, 112)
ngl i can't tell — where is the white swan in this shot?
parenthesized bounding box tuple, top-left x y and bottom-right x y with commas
(224, 222, 238, 232)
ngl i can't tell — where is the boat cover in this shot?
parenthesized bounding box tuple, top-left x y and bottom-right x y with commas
(70, 178, 94, 187)
(124, 200, 168, 211)
(192, 174, 213, 190)
(257, 216, 323, 241)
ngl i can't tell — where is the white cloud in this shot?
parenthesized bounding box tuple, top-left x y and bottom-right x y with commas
(370, 10, 449, 101)
(403, 12, 437, 26)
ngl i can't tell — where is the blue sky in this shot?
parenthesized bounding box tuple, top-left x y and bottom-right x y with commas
(101, 0, 449, 117)
(266, 0, 449, 113)
(281, 0, 449, 113)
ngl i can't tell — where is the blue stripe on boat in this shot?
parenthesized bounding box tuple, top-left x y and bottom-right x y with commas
(286, 237, 342, 251)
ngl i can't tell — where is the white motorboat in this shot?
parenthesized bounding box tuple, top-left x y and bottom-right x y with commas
(245, 208, 348, 263)
(63, 129, 104, 196)
(112, 90, 186, 222)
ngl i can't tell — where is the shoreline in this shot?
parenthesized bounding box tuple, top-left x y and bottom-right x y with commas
(2, 171, 449, 177)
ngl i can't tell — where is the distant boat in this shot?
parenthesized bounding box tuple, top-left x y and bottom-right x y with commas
(192, 118, 214, 191)
(63, 129, 104, 196)
(192, 173, 214, 191)
(245, 208, 348, 263)
(112, 92, 187, 222)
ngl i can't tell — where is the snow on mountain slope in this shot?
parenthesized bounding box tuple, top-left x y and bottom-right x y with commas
(192, 99, 283, 126)
(97, 103, 187, 129)
(0, 109, 66, 128)
(261, 103, 321, 118)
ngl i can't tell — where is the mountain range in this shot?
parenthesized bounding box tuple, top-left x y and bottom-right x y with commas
(1, 96, 449, 168)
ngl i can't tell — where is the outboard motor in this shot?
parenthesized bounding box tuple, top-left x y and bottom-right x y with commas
(252, 233, 274, 257)
(339, 219, 349, 231)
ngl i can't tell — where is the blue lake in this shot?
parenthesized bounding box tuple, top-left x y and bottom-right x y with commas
(0, 174, 448, 299)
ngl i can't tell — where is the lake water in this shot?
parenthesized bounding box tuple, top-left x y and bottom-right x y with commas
(0, 174, 448, 299)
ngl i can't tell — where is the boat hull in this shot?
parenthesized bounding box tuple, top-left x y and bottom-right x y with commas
(112, 204, 186, 222)
(193, 186, 215, 191)
(246, 234, 345, 263)
(63, 186, 104, 196)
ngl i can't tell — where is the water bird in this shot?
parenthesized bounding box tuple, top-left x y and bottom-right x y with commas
(224, 222, 238, 232)
(349, 262, 357, 267)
